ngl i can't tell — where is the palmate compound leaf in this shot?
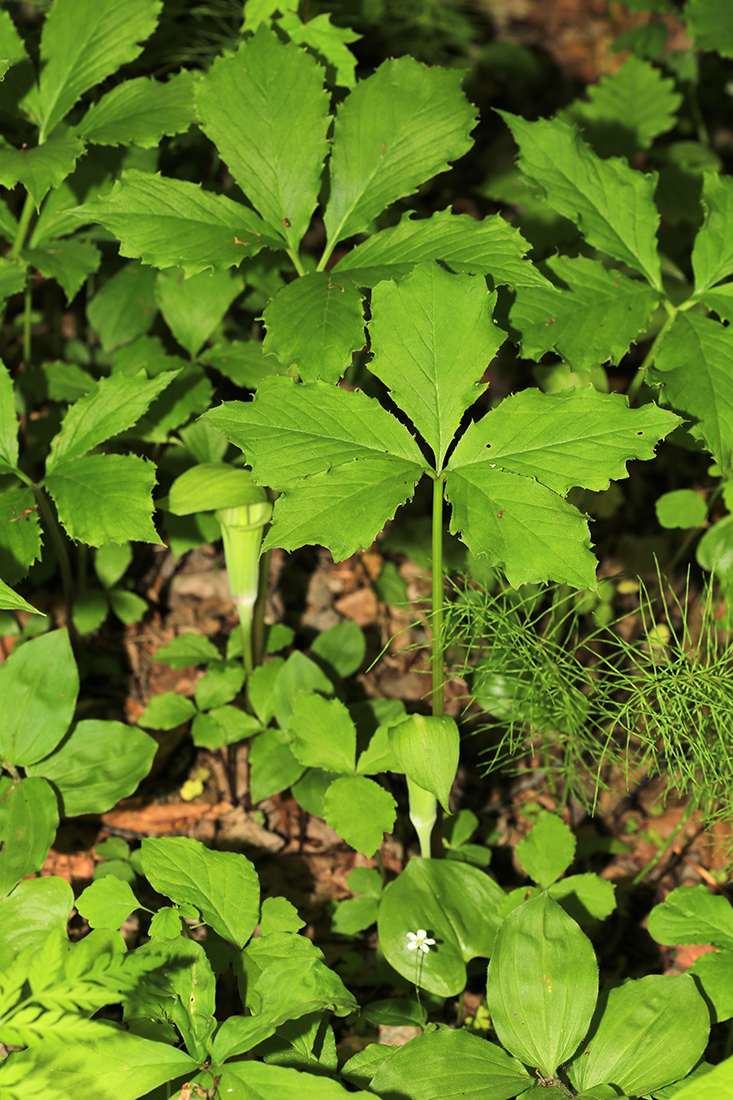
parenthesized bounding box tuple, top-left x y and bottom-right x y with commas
(499, 111, 663, 291)
(71, 170, 285, 277)
(445, 387, 680, 587)
(323, 55, 477, 251)
(195, 25, 330, 253)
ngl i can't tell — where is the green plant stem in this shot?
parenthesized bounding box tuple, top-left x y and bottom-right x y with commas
(725, 1018, 733, 1060)
(375, 848, 387, 884)
(288, 247, 306, 276)
(632, 797, 697, 886)
(627, 306, 677, 404)
(22, 282, 32, 367)
(251, 547, 271, 668)
(431, 473, 445, 718)
(33, 485, 75, 629)
(456, 989, 464, 1027)
(10, 192, 34, 260)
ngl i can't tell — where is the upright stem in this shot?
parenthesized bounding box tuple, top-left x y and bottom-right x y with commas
(431, 473, 445, 718)
(627, 306, 677, 404)
(10, 192, 34, 260)
(22, 282, 32, 367)
(251, 547, 271, 668)
(33, 485, 74, 628)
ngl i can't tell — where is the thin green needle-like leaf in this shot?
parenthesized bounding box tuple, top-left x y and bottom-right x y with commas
(195, 26, 330, 252)
(692, 173, 733, 294)
(324, 56, 476, 252)
(369, 263, 502, 468)
(75, 71, 196, 148)
(499, 111, 662, 290)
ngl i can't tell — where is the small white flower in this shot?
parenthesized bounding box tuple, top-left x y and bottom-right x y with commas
(406, 929, 435, 954)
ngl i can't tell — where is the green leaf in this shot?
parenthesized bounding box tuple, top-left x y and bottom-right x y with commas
(154, 633, 221, 667)
(221, 1051, 354, 1098)
(155, 266, 242, 359)
(45, 452, 163, 546)
(141, 836, 260, 948)
(1, 1030, 196, 1100)
(668, 1056, 733, 1100)
(689, 949, 733, 1023)
(289, 692, 356, 773)
(369, 263, 502, 468)
(488, 893, 598, 1078)
(686, 0, 733, 57)
(0, 776, 59, 897)
(23, 239, 101, 303)
(201, 340, 284, 390)
(0, 361, 19, 473)
(47, 370, 174, 470)
(568, 974, 709, 1096)
(138, 691, 196, 730)
(647, 884, 733, 951)
(0, 485, 43, 583)
(148, 906, 184, 939)
(0, 877, 73, 969)
(75, 71, 195, 147)
(0, 578, 43, 616)
(87, 262, 158, 352)
(697, 514, 733, 582)
(369, 1028, 533, 1100)
(0, 257, 27, 305)
(76, 876, 140, 929)
(195, 26, 330, 252)
(249, 727, 306, 802)
(324, 56, 476, 248)
(388, 714, 459, 812)
(260, 896, 305, 935)
(309, 620, 365, 678)
(0, 629, 77, 766)
(169, 464, 265, 515)
(656, 489, 708, 529)
(548, 873, 617, 925)
(378, 858, 506, 996)
(703, 282, 733, 322)
(333, 207, 549, 288)
(34, 0, 162, 142)
(509, 255, 659, 370)
(107, 589, 147, 625)
(195, 660, 245, 710)
(75, 170, 284, 276)
(324, 775, 396, 857)
(515, 811, 576, 888)
(341, 1045, 397, 1090)
(560, 54, 681, 157)
(26, 719, 157, 815)
(331, 896, 379, 936)
(0, 133, 85, 210)
(278, 10, 360, 89)
(262, 273, 365, 384)
(692, 174, 733, 293)
(241, 0, 298, 31)
(499, 111, 662, 290)
(135, 362, 213, 440)
(651, 311, 733, 473)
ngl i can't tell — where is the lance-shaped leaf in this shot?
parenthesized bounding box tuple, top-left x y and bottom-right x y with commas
(499, 111, 662, 290)
(73, 171, 284, 276)
(333, 207, 550, 288)
(324, 55, 476, 249)
(33, 0, 162, 142)
(0, 777, 59, 897)
(692, 174, 733, 294)
(155, 266, 242, 359)
(0, 485, 42, 584)
(195, 26, 330, 252)
(47, 370, 175, 471)
(650, 311, 733, 474)
(75, 71, 196, 148)
(0, 362, 18, 474)
(0, 133, 85, 210)
(262, 273, 365, 383)
(45, 452, 163, 545)
(509, 254, 659, 371)
(23, 239, 101, 303)
(0, 578, 44, 616)
(369, 263, 501, 468)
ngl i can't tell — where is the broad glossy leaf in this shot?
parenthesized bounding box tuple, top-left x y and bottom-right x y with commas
(289, 692, 356, 773)
(222, 1058, 354, 1099)
(0, 777, 59, 896)
(155, 266, 242, 358)
(692, 174, 733, 293)
(26, 719, 157, 815)
(0, 877, 73, 969)
(487, 893, 598, 1078)
(647, 884, 733, 951)
(262, 273, 365, 383)
(510, 255, 659, 370)
(388, 714, 459, 812)
(75, 170, 284, 276)
(1, 1030, 196, 1100)
(87, 262, 158, 352)
(0, 578, 43, 615)
(196, 26, 329, 251)
(499, 111, 662, 290)
(0, 485, 44, 583)
(76, 876, 140, 929)
(34, 0, 161, 141)
(324, 775, 397, 856)
(324, 56, 476, 248)
(651, 311, 733, 473)
(516, 811, 576, 888)
(204, 376, 426, 488)
(169, 463, 266, 515)
(369, 263, 501, 467)
(689, 949, 733, 1023)
(47, 370, 174, 470)
(0, 134, 85, 210)
(76, 71, 195, 147)
(378, 857, 505, 996)
(141, 836, 260, 948)
(45, 452, 162, 545)
(0, 629, 77, 766)
(334, 207, 549, 288)
(0, 362, 18, 472)
(686, 0, 733, 56)
(670, 1055, 733, 1100)
(568, 974, 709, 1096)
(23, 239, 101, 302)
(369, 1028, 533, 1100)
